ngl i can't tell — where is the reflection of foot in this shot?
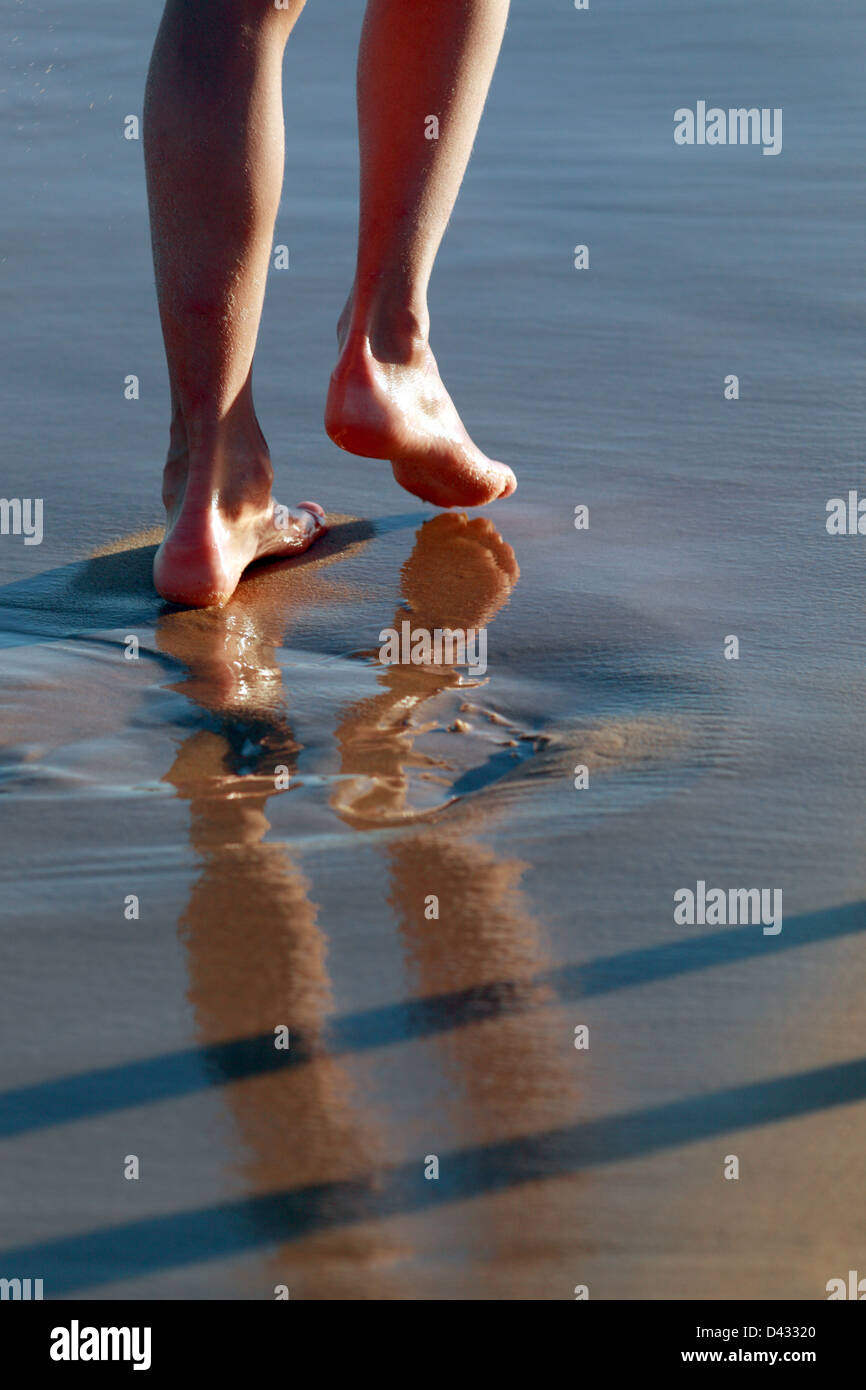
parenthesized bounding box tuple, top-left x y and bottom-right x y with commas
(331, 513, 520, 828)
(325, 330, 517, 509)
(156, 601, 285, 715)
(401, 512, 519, 632)
(154, 453, 327, 608)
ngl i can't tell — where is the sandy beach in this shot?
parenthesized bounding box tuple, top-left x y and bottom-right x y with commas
(2, 0, 866, 1299)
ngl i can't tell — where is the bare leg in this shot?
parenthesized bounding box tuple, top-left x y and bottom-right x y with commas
(325, 0, 516, 509)
(145, 0, 326, 608)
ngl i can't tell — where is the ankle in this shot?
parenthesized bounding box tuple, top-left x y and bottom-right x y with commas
(162, 436, 274, 519)
(344, 293, 430, 365)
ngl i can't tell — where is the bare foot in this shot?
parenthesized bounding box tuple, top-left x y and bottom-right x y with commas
(154, 454, 327, 608)
(325, 327, 517, 509)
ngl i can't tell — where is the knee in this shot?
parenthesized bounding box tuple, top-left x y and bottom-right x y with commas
(163, 0, 307, 41)
(238, 0, 308, 32)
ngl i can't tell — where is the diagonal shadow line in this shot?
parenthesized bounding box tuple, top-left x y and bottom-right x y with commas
(1, 899, 864, 1140)
(3, 1054, 866, 1295)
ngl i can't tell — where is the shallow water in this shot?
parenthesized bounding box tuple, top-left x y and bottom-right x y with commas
(1, 0, 866, 1299)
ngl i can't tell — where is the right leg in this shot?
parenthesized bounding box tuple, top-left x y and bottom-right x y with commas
(145, 0, 326, 608)
(325, 0, 516, 509)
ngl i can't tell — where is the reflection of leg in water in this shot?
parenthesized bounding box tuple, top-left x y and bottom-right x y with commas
(332, 516, 582, 1292)
(157, 603, 392, 1298)
(333, 513, 519, 827)
(386, 827, 583, 1293)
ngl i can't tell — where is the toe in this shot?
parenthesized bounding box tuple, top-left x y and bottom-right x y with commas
(496, 466, 517, 499)
(299, 501, 328, 535)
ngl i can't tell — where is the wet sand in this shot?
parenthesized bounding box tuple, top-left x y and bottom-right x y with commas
(2, 0, 866, 1298)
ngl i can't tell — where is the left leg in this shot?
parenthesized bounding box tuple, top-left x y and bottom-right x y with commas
(144, 0, 326, 608)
